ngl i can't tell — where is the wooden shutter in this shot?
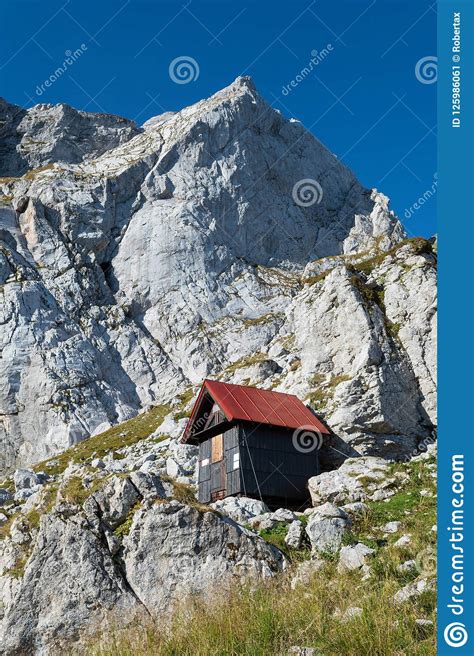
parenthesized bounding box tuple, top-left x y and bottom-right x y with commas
(211, 434, 224, 462)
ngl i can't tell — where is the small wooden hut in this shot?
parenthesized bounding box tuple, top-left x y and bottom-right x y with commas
(181, 379, 329, 507)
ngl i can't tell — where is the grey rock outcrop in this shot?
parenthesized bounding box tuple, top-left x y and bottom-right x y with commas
(0, 508, 139, 654)
(337, 543, 375, 572)
(122, 501, 284, 615)
(308, 456, 390, 506)
(13, 469, 42, 491)
(0, 479, 284, 654)
(0, 489, 12, 505)
(0, 97, 140, 176)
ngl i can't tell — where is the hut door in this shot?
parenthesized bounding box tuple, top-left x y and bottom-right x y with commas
(210, 434, 226, 498)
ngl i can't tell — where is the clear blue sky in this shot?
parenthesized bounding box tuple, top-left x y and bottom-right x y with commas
(0, 0, 436, 237)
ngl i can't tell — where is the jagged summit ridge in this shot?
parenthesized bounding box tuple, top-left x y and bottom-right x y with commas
(0, 78, 434, 472)
(0, 97, 140, 177)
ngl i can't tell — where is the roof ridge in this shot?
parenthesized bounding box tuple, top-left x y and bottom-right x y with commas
(204, 378, 300, 398)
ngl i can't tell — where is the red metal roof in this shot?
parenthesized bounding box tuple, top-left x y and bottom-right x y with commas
(182, 379, 329, 442)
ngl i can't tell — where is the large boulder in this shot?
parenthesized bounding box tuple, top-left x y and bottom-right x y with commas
(210, 496, 269, 525)
(82, 476, 141, 529)
(122, 501, 284, 614)
(13, 469, 42, 491)
(305, 503, 351, 554)
(308, 457, 390, 506)
(0, 509, 139, 654)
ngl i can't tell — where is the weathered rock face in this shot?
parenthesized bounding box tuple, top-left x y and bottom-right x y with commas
(0, 476, 284, 655)
(305, 502, 351, 554)
(0, 76, 436, 473)
(0, 97, 140, 176)
(0, 507, 139, 655)
(123, 501, 283, 615)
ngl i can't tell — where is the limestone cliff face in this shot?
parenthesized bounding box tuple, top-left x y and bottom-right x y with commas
(0, 76, 435, 472)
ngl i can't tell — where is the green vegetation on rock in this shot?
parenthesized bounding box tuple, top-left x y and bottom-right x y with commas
(60, 475, 103, 506)
(351, 237, 434, 276)
(306, 373, 351, 408)
(173, 388, 195, 421)
(114, 502, 142, 538)
(224, 352, 268, 375)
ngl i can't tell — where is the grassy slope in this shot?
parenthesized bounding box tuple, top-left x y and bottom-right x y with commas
(32, 404, 172, 477)
(0, 404, 172, 539)
(88, 456, 436, 656)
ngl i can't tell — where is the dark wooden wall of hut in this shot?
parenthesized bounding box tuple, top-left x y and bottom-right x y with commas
(197, 425, 241, 503)
(239, 424, 319, 505)
(197, 423, 320, 505)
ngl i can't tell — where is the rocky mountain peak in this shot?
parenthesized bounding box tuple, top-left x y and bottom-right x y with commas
(0, 79, 435, 473)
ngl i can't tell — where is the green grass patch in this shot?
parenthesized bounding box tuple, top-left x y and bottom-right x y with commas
(305, 373, 351, 409)
(60, 476, 104, 506)
(23, 163, 56, 179)
(0, 513, 18, 540)
(225, 353, 268, 375)
(0, 478, 14, 494)
(242, 313, 280, 326)
(350, 237, 434, 276)
(162, 477, 212, 514)
(302, 269, 332, 285)
(5, 553, 29, 579)
(259, 521, 311, 562)
(114, 502, 142, 538)
(88, 562, 435, 656)
(173, 388, 195, 421)
(289, 358, 301, 372)
(259, 521, 288, 552)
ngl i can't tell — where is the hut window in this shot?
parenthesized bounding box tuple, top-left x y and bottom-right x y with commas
(232, 452, 240, 470)
(211, 434, 224, 462)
